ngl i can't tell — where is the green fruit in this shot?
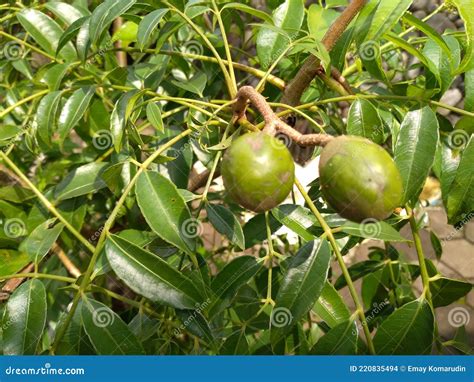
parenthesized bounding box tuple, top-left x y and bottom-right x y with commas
(319, 135, 403, 222)
(114, 21, 138, 44)
(221, 132, 295, 212)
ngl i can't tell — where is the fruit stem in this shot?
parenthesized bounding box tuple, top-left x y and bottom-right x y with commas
(233, 86, 334, 146)
(294, 178, 376, 355)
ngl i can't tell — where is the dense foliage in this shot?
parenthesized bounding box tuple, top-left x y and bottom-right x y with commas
(0, 0, 472, 355)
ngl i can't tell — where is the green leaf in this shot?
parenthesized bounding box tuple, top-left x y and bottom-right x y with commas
(44, 2, 89, 26)
(423, 35, 461, 96)
(311, 320, 357, 355)
(19, 219, 64, 262)
(56, 16, 89, 57)
(335, 260, 385, 290)
(89, 0, 136, 45)
(440, 144, 461, 206)
(0, 125, 22, 142)
(466, 69, 474, 112)
(0, 186, 35, 203)
(220, 330, 249, 355)
(128, 312, 159, 342)
(76, 17, 91, 61)
(403, 13, 452, 61)
(55, 305, 94, 355)
(430, 230, 443, 261)
(54, 162, 109, 200)
(136, 171, 196, 253)
(256, 0, 304, 69)
(146, 102, 164, 132)
(221, 3, 273, 24)
(385, 33, 441, 85)
(105, 234, 203, 309)
(243, 213, 282, 249)
(394, 107, 439, 204)
(0, 250, 30, 277)
(446, 136, 474, 224)
(137, 9, 169, 50)
(171, 72, 207, 97)
(58, 86, 95, 142)
(211, 256, 260, 301)
(271, 204, 317, 242)
(347, 98, 384, 144)
(307, 4, 339, 41)
(271, 240, 331, 343)
(2, 279, 47, 355)
(341, 220, 408, 242)
(40, 63, 70, 91)
(110, 90, 143, 152)
(176, 309, 214, 344)
(81, 297, 145, 355)
(17, 9, 77, 61)
(449, 0, 474, 73)
(36, 91, 62, 146)
(206, 204, 245, 250)
(313, 281, 351, 328)
(430, 277, 472, 307)
(355, 0, 412, 43)
(373, 299, 434, 354)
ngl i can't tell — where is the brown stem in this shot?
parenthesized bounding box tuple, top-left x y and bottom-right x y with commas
(113, 18, 127, 67)
(53, 243, 81, 278)
(234, 86, 333, 147)
(188, 168, 220, 192)
(0, 263, 34, 301)
(281, 0, 366, 107)
(330, 67, 353, 94)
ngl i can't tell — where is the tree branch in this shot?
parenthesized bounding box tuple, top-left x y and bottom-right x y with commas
(234, 86, 333, 147)
(281, 0, 366, 107)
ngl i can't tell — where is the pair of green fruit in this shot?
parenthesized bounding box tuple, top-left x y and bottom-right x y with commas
(221, 132, 403, 222)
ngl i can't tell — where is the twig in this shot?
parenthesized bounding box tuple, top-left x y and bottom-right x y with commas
(113, 18, 128, 67)
(53, 243, 81, 279)
(234, 86, 333, 147)
(281, 0, 366, 107)
(0, 263, 35, 301)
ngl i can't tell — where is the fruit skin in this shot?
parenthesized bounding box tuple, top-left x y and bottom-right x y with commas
(319, 135, 403, 222)
(221, 132, 295, 212)
(114, 22, 138, 46)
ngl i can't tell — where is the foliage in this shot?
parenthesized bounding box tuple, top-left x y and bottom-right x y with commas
(0, 0, 472, 355)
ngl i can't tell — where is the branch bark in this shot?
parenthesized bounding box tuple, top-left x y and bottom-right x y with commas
(281, 0, 366, 107)
(234, 86, 333, 147)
